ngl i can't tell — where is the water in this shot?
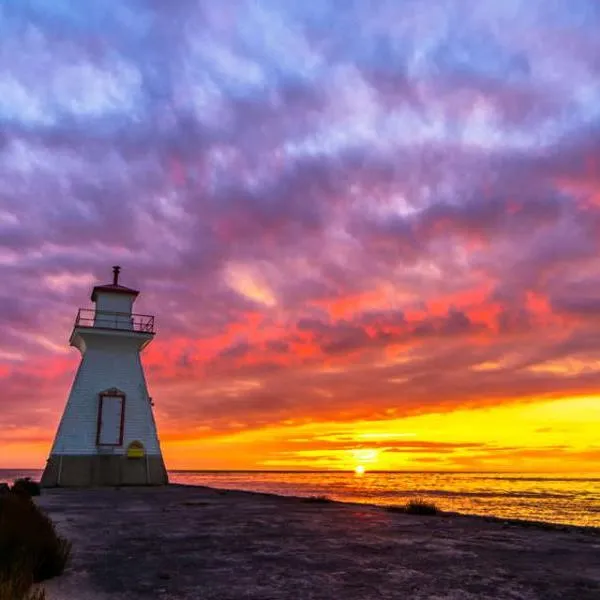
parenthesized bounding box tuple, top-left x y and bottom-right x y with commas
(2, 469, 598, 528)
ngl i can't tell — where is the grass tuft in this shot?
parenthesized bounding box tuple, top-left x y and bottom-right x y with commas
(387, 498, 441, 516)
(302, 495, 333, 504)
(0, 564, 46, 600)
(0, 491, 71, 600)
(403, 498, 440, 516)
(181, 500, 211, 507)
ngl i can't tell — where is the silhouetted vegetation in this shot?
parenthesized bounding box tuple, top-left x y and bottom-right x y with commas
(404, 498, 440, 515)
(181, 500, 212, 507)
(11, 478, 41, 498)
(387, 498, 441, 516)
(0, 564, 46, 600)
(302, 495, 333, 504)
(0, 491, 71, 600)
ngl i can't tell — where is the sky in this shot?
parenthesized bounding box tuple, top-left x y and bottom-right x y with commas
(1, 0, 600, 472)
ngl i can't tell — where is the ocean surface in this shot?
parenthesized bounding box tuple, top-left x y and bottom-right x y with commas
(2, 469, 599, 528)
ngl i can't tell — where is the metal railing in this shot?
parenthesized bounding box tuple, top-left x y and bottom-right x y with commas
(74, 308, 155, 334)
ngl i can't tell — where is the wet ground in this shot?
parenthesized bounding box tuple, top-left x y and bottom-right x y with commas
(39, 485, 600, 600)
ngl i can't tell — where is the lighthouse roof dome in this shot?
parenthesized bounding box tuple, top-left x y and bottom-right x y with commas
(90, 265, 139, 302)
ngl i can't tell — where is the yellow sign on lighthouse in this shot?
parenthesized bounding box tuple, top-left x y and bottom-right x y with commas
(127, 440, 146, 459)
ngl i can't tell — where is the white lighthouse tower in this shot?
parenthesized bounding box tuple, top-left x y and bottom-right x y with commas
(41, 266, 168, 487)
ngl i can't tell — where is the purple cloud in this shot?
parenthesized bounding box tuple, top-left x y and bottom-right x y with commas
(1, 0, 600, 451)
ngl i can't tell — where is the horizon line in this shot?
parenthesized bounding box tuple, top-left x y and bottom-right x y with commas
(2, 467, 599, 476)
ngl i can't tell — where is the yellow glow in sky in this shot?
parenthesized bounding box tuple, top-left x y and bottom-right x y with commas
(155, 395, 600, 472)
(224, 262, 277, 307)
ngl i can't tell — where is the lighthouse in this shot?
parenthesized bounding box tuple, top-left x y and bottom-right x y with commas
(41, 267, 168, 487)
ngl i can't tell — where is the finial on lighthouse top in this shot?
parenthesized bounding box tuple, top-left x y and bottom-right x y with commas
(90, 266, 140, 302)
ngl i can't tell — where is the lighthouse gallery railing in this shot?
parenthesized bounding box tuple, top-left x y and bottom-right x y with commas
(74, 308, 155, 334)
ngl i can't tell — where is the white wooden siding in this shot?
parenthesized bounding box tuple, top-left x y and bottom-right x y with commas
(94, 292, 134, 315)
(50, 332, 163, 456)
(94, 292, 135, 330)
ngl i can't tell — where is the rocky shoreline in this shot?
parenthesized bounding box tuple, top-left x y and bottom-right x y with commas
(39, 485, 600, 600)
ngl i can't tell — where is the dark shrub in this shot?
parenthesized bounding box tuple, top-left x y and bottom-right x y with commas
(302, 495, 333, 504)
(181, 500, 211, 507)
(0, 484, 9, 496)
(11, 478, 41, 498)
(0, 492, 70, 599)
(403, 498, 440, 516)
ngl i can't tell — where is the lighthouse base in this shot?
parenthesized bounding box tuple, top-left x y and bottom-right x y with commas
(41, 454, 169, 487)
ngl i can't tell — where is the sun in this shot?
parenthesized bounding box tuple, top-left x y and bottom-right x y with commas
(354, 465, 366, 475)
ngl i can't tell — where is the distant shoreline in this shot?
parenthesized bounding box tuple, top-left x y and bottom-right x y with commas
(169, 482, 600, 535)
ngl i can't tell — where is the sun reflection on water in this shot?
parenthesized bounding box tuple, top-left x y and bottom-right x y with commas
(170, 471, 600, 528)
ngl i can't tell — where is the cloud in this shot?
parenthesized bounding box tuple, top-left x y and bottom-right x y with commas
(1, 0, 600, 467)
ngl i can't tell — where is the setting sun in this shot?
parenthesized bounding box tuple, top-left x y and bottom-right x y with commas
(354, 465, 366, 475)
